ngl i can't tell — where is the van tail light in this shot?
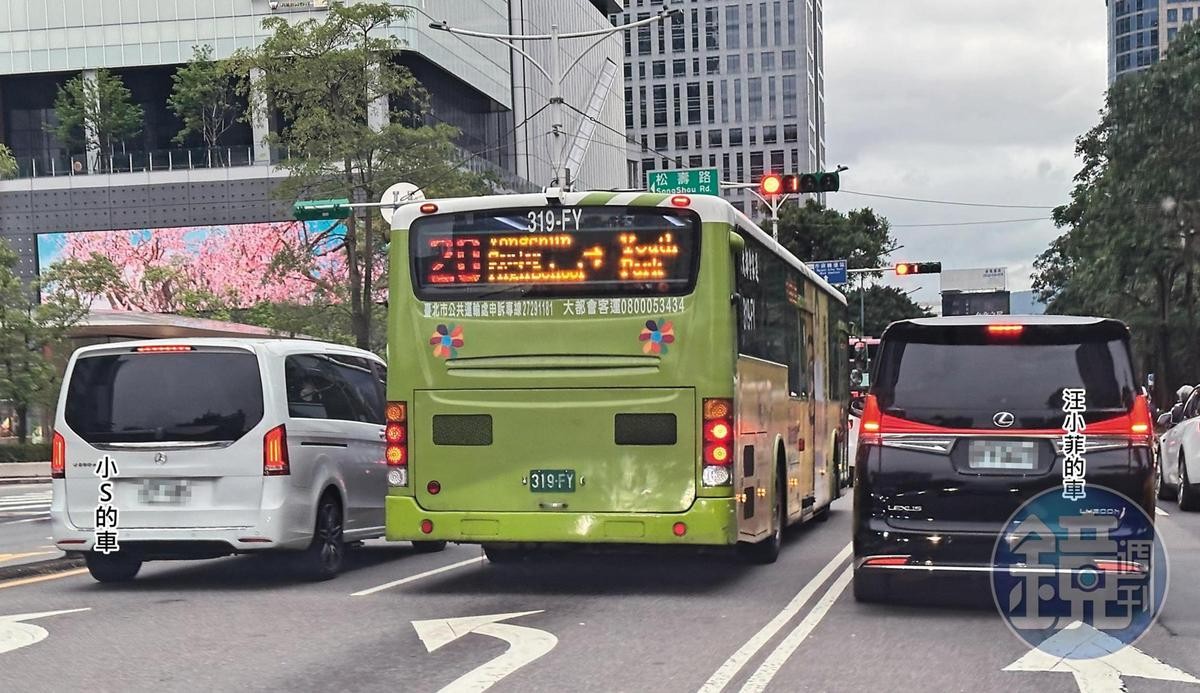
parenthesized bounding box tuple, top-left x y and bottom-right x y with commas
(986, 324, 1024, 336)
(1129, 394, 1152, 444)
(702, 398, 734, 487)
(51, 432, 66, 479)
(263, 424, 290, 476)
(863, 555, 910, 567)
(386, 401, 409, 487)
(859, 395, 883, 445)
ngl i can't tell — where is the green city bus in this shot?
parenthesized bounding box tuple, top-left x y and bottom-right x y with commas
(382, 190, 850, 563)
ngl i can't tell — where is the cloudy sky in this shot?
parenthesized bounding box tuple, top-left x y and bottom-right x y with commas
(823, 1, 1108, 308)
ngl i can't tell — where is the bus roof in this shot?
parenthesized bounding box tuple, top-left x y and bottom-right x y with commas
(391, 190, 848, 307)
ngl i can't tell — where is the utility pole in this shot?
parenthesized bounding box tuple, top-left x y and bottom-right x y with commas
(429, 9, 679, 190)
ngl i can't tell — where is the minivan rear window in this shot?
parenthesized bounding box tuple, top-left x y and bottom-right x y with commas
(873, 322, 1137, 430)
(65, 351, 264, 444)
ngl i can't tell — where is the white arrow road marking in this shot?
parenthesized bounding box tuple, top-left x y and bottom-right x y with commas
(698, 542, 852, 693)
(0, 608, 90, 655)
(412, 610, 557, 693)
(1155, 506, 1169, 517)
(1004, 620, 1200, 692)
(738, 565, 854, 693)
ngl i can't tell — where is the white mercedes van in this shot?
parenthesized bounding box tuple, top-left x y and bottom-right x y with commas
(50, 338, 445, 583)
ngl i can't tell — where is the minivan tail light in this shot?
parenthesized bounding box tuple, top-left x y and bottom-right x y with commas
(702, 398, 734, 486)
(986, 325, 1024, 336)
(263, 424, 290, 476)
(135, 345, 194, 353)
(51, 432, 66, 479)
(387, 401, 409, 486)
(860, 395, 882, 445)
(1129, 394, 1152, 435)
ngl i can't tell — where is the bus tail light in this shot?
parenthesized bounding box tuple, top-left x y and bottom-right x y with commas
(702, 398, 734, 487)
(51, 432, 66, 479)
(263, 424, 290, 476)
(387, 401, 409, 487)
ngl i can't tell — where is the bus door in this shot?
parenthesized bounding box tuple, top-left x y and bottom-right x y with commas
(793, 304, 817, 514)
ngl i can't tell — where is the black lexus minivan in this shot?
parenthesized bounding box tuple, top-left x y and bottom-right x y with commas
(851, 315, 1155, 602)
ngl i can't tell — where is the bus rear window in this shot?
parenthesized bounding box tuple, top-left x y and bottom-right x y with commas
(410, 206, 701, 299)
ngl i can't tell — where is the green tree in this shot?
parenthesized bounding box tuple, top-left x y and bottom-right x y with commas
(771, 200, 897, 272)
(239, 2, 489, 350)
(52, 68, 143, 157)
(843, 285, 932, 337)
(0, 143, 15, 178)
(169, 44, 245, 154)
(0, 241, 89, 443)
(1032, 23, 1200, 404)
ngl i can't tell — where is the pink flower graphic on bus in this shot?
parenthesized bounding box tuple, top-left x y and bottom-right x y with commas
(430, 324, 464, 358)
(639, 319, 675, 355)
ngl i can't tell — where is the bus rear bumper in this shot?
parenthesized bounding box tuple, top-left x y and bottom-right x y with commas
(385, 496, 737, 546)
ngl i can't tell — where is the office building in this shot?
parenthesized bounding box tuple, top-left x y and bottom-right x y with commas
(0, 0, 626, 284)
(614, 0, 825, 212)
(1107, 0, 1200, 82)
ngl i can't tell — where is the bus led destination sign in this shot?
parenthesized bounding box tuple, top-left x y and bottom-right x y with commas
(411, 206, 700, 299)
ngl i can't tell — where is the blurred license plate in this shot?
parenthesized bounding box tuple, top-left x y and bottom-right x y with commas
(139, 479, 191, 504)
(529, 469, 575, 493)
(968, 440, 1038, 470)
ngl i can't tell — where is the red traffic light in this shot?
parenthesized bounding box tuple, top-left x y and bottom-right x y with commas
(760, 174, 784, 196)
(894, 262, 942, 275)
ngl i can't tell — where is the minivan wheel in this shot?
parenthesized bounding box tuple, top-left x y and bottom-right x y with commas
(1158, 452, 1178, 501)
(411, 540, 447, 554)
(298, 495, 345, 580)
(85, 552, 142, 583)
(1179, 457, 1200, 512)
(739, 464, 785, 565)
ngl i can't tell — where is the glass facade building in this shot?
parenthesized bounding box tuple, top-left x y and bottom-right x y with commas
(614, 0, 825, 212)
(1107, 0, 1200, 82)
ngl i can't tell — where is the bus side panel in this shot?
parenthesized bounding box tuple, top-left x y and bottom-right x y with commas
(735, 356, 788, 542)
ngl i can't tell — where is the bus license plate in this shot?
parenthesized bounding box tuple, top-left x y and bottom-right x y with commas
(529, 469, 575, 493)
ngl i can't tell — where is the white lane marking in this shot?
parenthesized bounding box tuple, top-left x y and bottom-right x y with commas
(413, 611, 557, 693)
(351, 556, 485, 596)
(1004, 621, 1200, 692)
(0, 608, 91, 655)
(738, 565, 854, 693)
(697, 542, 852, 693)
(0, 517, 48, 526)
(1155, 506, 1169, 517)
(0, 504, 51, 512)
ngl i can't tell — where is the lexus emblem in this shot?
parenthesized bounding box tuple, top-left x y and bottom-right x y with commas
(993, 411, 1015, 428)
(154, 452, 168, 465)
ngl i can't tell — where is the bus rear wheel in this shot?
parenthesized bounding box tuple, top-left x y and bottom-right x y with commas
(739, 464, 785, 565)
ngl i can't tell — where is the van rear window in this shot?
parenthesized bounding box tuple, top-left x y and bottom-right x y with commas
(65, 351, 264, 444)
(873, 322, 1138, 430)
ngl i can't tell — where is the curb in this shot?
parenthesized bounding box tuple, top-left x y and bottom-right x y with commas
(0, 554, 85, 582)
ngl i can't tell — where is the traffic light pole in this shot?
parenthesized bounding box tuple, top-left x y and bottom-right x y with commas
(721, 181, 788, 241)
(430, 9, 678, 190)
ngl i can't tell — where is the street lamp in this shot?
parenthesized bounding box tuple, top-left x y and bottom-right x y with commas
(429, 8, 680, 190)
